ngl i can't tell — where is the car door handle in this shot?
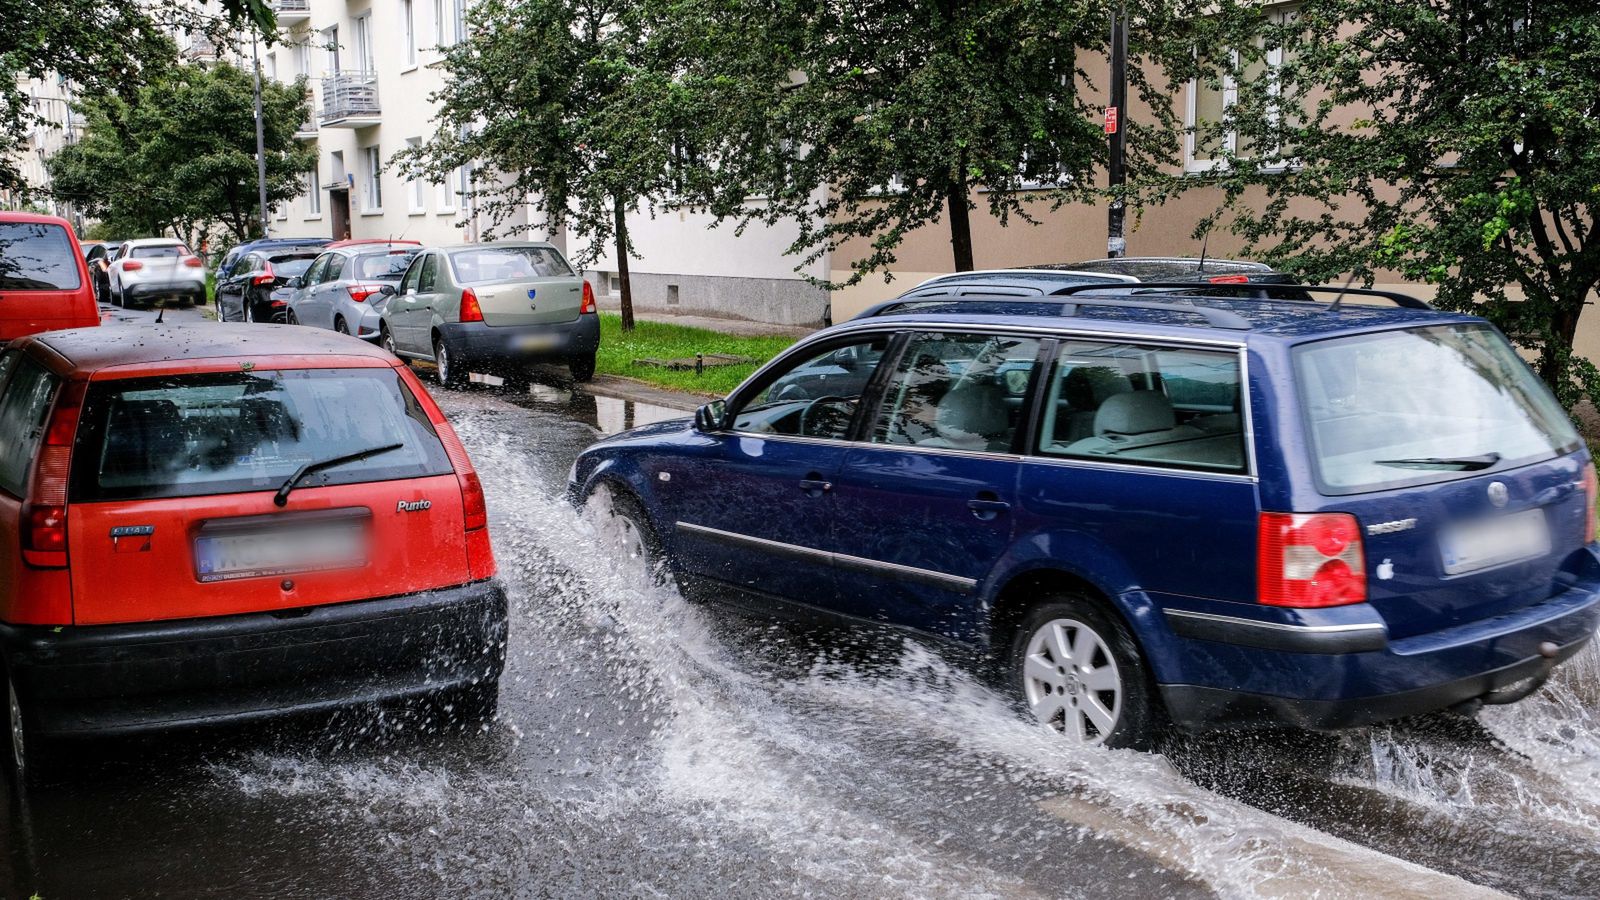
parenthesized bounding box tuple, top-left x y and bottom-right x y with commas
(968, 497, 1011, 520)
(798, 478, 833, 494)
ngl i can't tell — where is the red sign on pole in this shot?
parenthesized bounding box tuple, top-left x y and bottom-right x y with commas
(1104, 106, 1119, 135)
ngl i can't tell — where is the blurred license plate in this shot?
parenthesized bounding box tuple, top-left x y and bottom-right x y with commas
(195, 522, 367, 582)
(1440, 508, 1550, 575)
(515, 333, 558, 350)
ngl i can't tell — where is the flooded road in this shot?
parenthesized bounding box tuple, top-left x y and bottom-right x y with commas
(4, 374, 1597, 898)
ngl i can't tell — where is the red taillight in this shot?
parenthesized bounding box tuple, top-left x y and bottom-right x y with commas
(1257, 512, 1366, 608)
(1209, 274, 1250, 284)
(580, 279, 596, 314)
(22, 381, 84, 569)
(433, 417, 495, 579)
(183, 255, 204, 268)
(1582, 463, 1597, 545)
(122, 260, 144, 272)
(460, 288, 484, 323)
(252, 262, 276, 286)
(347, 283, 384, 303)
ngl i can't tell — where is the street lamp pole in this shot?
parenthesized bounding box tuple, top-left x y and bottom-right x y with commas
(1106, 0, 1128, 258)
(251, 30, 270, 236)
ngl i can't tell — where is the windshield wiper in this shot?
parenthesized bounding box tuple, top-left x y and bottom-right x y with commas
(274, 443, 404, 507)
(1373, 452, 1501, 472)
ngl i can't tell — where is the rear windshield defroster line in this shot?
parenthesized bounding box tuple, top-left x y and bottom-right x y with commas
(69, 368, 454, 503)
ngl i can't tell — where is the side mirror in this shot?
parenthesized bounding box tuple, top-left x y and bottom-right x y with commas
(694, 399, 727, 432)
(379, 284, 397, 296)
(286, 276, 303, 289)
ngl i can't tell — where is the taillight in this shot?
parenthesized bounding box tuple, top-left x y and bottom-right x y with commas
(123, 260, 144, 272)
(1257, 512, 1366, 608)
(1582, 463, 1597, 544)
(580, 279, 596, 314)
(347, 283, 383, 303)
(1208, 274, 1250, 284)
(22, 381, 84, 569)
(433, 417, 495, 579)
(460, 288, 484, 323)
(183, 255, 204, 268)
(252, 262, 276, 286)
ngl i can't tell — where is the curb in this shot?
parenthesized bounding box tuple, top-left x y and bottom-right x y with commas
(579, 374, 704, 412)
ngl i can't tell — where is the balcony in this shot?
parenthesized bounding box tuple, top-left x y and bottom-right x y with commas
(272, 0, 311, 25)
(319, 72, 380, 127)
(182, 34, 219, 60)
(294, 113, 319, 140)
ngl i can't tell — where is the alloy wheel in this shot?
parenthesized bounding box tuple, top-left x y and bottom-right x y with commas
(1022, 617, 1123, 745)
(7, 676, 24, 781)
(435, 340, 451, 386)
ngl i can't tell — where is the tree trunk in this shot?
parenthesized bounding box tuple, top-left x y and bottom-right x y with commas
(614, 196, 635, 331)
(1540, 302, 1583, 395)
(946, 180, 974, 272)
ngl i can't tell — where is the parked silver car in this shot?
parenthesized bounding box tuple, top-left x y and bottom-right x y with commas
(108, 238, 207, 307)
(284, 242, 421, 341)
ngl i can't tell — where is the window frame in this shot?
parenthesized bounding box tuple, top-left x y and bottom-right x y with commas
(362, 145, 383, 213)
(722, 330, 907, 444)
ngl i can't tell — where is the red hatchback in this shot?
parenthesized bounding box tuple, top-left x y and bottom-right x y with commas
(0, 325, 505, 781)
(0, 212, 100, 339)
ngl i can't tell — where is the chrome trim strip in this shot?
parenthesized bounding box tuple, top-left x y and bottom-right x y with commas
(674, 521, 977, 593)
(1164, 608, 1386, 635)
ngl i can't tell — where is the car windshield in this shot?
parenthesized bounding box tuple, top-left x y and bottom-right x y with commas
(131, 244, 188, 259)
(450, 246, 573, 285)
(0, 221, 82, 290)
(267, 254, 318, 277)
(353, 249, 420, 280)
(70, 368, 454, 502)
(1294, 324, 1580, 494)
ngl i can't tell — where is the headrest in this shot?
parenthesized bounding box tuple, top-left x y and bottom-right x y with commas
(935, 381, 1010, 447)
(1062, 366, 1133, 409)
(1094, 391, 1175, 436)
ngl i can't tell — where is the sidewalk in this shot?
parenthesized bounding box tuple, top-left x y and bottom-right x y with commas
(595, 298, 815, 339)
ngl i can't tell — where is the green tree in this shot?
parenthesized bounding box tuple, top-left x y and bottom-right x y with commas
(665, 0, 1124, 290)
(1161, 0, 1600, 406)
(399, 0, 681, 330)
(48, 62, 314, 244)
(0, 0, 275, 195)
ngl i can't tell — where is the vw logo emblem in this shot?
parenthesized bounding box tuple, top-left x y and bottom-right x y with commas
(1487, 481, 1509, 508)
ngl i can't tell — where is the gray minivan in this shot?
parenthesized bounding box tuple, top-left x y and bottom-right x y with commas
(380, 241, 601, 386)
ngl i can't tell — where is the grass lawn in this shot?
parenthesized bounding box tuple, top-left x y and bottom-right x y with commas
(595, 313, 798, 396)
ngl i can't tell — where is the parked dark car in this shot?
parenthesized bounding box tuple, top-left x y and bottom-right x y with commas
(571, 284, 1600, 750)
(214, 248, 324, 323)
(215, 237, 332, 281)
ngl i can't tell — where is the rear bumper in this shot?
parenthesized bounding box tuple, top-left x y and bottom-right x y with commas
(438, 313, 601, 363)
(0, 579, 508, 738)
(1151, 555, 1600, 730)
(124, 281, 206, 305)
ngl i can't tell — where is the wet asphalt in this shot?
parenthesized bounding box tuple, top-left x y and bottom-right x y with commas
(2, 307, 1598, 898)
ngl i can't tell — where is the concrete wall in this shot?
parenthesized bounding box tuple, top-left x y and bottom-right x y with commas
(585, 269, 828, 327)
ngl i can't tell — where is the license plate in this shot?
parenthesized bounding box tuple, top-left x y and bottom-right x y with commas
(514, 333, 559, 351)
(195, 521, 367, 582)
(1440, 508, 1550, 576)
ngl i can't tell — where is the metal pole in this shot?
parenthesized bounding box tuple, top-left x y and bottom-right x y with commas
(1106, 0, 1127, 258)
(252, 32, 270, 236)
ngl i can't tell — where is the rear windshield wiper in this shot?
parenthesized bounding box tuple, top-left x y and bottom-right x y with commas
(1373, 452, 1501, 471)
(274, 443, 404, 507)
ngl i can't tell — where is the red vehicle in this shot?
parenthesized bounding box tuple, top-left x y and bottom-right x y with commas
(0, 212, 100, 340)
(0, 324, 505, 781)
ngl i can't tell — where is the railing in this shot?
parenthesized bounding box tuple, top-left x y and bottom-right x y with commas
(272, 0, 310, 11)
(182, 35, 219, 59)
(320, 71, 381, 123)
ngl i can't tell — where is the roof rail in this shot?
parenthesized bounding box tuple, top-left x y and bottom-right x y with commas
(1051, 281, 1433, 311)
(865, 291, 1253, 329)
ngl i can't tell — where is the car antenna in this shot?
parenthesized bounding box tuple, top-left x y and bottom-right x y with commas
(1326, 272, 1360, 312)
(1197, 225, 1211, 274)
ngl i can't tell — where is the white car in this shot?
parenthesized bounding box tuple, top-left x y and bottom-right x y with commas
(109, 238, 207, 308)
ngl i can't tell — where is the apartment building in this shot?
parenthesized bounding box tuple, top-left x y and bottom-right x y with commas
(1, 75, 84, 222)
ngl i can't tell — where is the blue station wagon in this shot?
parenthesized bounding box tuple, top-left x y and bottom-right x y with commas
(568, 285, 1600, 748)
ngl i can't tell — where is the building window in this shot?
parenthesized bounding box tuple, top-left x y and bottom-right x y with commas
(265, 52, 278, 82)
(275, 201, 288, 221)
(452, 0, 466, 44)
(406, 138, 426, 213)
(433, 0, 446, 46)
(1184, 6, 1299, 173)
(403, 0, 417, 65)
(363, 146, 383, 211)
(322, 26, 340, 74)
(293, 41, 309, 78)
(353, 14, 374, 73)
(306, 168, 322, 217)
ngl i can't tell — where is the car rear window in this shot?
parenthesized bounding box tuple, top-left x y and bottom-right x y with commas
(70, 368, 454, 502)
(130, 244, 189, 259)
(450, 246, 573, 285)
(1294, 324, 1580, 494)
(268, 254, 318, 278)
(0, 222, 82, 290)
(353, 249, 421, 281)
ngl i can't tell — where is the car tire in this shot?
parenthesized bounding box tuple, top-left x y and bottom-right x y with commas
(434, 335, 467, 388)
(286, 310, 299, 326)
(381, 326, 409, 365)
(242, 301, 255, 324)
(5, 668, 38, 789)
(335, 316, 350, 335)
(568, 352, 597, 383)
(601, 486, 666, 584)
(1010, 595, 1161, 750)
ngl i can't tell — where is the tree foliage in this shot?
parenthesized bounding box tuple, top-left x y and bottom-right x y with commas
(1, 0, 276, 195)
(1152, 0, 1600, 406)
(47, 62, 314, 244)
(398, 0, 686, 329)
